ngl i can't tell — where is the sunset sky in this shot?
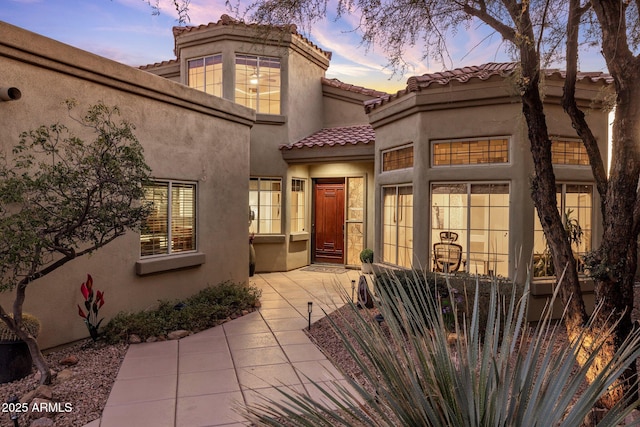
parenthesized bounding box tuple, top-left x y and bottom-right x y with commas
(2, 0, 608, 94)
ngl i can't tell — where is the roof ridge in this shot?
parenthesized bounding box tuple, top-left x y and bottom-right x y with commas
(367, 62, 612, 113)
(321, 77, 389, 98)
(171, 15, 331, 60)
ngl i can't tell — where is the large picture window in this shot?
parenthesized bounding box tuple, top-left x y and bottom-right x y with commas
(431, 183, 510, 276)
(187, 54, 223, 97)
(533, 184, 593, 277)
(432, 138, 509, 166)
(382, 185, 413, 268)
(141, 181, 196, 257)
(235, 54, 281, 114)
(290, 179, 306, 233)
(250, 178, 282, 234)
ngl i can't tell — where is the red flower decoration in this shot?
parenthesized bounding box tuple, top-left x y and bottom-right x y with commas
(77, 304, 87, 319)
(96, 290, 105, 308)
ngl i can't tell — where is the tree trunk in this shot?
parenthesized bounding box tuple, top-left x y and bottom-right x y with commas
(517, 40, 589, 334)
(12, 282, 51, 385)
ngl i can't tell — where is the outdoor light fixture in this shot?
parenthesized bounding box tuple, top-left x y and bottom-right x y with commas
(307, 301, 313, 330)
(351, 279, 356, 302)
(7, 395, 20, 427)
(0, 87, 21, 102)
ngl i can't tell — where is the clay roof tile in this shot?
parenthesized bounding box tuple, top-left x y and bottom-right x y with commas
(279, 125, 375, 150)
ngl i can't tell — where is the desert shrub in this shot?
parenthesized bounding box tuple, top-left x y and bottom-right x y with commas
(374, 268, 519, 335)
(103, 281, 261, 343)
(243, 272, 640, 426)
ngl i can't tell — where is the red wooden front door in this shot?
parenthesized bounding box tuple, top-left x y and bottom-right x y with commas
(313, 180, 345, 264)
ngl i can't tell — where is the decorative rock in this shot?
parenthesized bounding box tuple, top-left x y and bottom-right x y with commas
(241, 309, 249, 316)
(167, 330, 190, 340)
(55, 369, 74, 383)
(33, 370, 54, 383)
(156, 335, 167, 341)
(253, 300, 262, 308)
(128, 334, 141, 344)
(23, 385, 53, 403)
(59, 355, 79, 366)
(145, 336, 157, 343)
(30, 417, 54, 427)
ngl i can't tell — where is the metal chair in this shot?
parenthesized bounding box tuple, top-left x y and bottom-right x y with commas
(439, 231, 459, 243)
(433, 242, 463, 273)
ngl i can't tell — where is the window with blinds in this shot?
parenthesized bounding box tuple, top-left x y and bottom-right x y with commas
(140, 181, 196, 257)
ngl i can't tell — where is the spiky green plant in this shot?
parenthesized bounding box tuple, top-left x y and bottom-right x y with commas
(242, 270, 640, 426)
(0, 313, 40, 342)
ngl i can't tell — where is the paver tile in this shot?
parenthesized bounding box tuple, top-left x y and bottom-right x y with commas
(100, 399, 175, 427)
(178, 368, 240, 397)
(176, 392, 245, 426)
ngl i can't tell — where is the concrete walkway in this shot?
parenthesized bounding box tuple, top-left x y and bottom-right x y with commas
(88, 268, 363, 427)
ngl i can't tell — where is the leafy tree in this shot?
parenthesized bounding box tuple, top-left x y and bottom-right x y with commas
(0, 100, 151, 384)
(210, 0, 640, 409)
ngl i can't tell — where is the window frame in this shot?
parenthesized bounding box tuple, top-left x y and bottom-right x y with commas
(533, 182, 594, 277)
(290, 178, 307, 233)
(187, 54, 223, 97)
(382, 144, 414, 172)
(431, 136, 511, 167)
(551, 138, 590, 166)
(235, 54, 282, 115)
(249, 177, 283, 235)
(430, 181, 510, 277)
(381, 184, 414, 268)
(140, 180, 197, 258)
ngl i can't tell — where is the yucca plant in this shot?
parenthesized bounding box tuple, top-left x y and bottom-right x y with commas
(242, 269, 640, 426)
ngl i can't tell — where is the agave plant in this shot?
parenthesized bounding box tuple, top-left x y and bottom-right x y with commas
(242, 269, 640, 426)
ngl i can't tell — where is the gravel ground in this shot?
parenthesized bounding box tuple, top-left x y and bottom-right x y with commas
(0, 284, 638, 427)
(0, 339, 127, 427)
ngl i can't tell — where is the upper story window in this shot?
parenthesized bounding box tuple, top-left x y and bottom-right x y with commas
(552, 140, 589, 165)
(187, 54, 223, 97)
(235, 54, 281, 115)
(141, 181, 196, 257)
(432, 138, 509, 166)
(249, 177, 282, 234)
(382, 145, 414, 172)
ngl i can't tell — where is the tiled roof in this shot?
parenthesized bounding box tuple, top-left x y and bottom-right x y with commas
(139, 58, 178, 70)
(172, 14, 331, 60)
(322, 78, 389, 98)
(280, 125, 375, 150)
(366, 62, 613, 112)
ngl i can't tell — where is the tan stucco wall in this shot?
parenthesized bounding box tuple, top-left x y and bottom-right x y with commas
(322, 86, 373, 128)
(369, 76, 609, 284)
(0, 22, 254, 349)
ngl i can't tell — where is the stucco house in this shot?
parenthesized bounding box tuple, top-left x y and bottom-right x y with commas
(141, 16, 384, 272)
(142, 17, 609, 285)
(0, 21, 254, 348)
(0, 15, 610, 346)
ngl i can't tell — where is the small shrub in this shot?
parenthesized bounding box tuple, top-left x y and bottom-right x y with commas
(103, 282, 261, 343)
(374, 268, 518, 335)
(359, 248, 374, 263)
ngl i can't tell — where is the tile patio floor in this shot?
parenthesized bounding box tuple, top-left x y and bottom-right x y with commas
(85, 268, 365, 427)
